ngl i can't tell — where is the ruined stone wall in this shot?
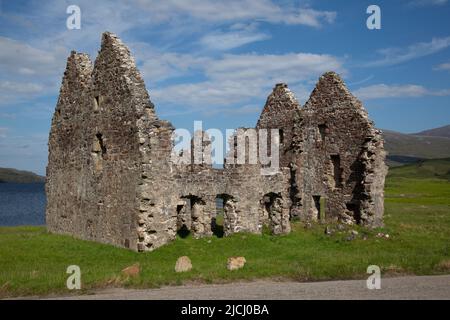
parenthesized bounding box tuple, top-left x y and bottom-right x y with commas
(46, 52, 93, 237)
(291, 72, 387, 227)
(222, 128, 291, 236)
(47, 33, 178, 251)
(47, 32, 386, 252)
(256, 83, 300, 168)
(137, 119, 179, 251)
(167, 125, 292, 240)
(255, 84, 302, 219)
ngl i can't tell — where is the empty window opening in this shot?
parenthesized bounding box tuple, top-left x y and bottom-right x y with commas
(92, 133, 106, 172)
(279, 129, 284, 144)
(261, 192, 284, 234)
(331, 154, 343, 187)
(96, 133, 107, 159)
(313, 196, 321, 220)
(177, 196, 206, 237)
(262, 192, 282, 216)
(346, 202, 361, 224)
(288, 166, 302, 219)
(93, 95, 100, 110)
(313, 195, 325, 220)
(318, 124, 327, 141)
(176, 200, 191, 238)
(213, 194, 231, 238)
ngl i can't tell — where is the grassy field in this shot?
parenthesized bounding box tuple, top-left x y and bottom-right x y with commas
(1, 159, 449, 298)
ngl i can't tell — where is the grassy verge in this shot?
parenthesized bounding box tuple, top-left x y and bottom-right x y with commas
(1, 159, 449, 298)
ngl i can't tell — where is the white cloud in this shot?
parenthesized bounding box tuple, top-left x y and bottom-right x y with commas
(199, 30, 270, 51)
(151, 79, 266, 108)
(434, 61, 450, 71)
(284, 8, 336, 27)
(127, 38, 345, 111)
(150, 52, 345, 110)
(0, 81, 44, 95)
(0, 127, 8, 138)
(0, 132, 48, 175)
(367, 36, 450, 67)
(206, 53, 343, 82)
(203, 104, 262, 117)
(0, 81, 50, 106)
(0, 37, 65, 76)
(130, 42, 212, 83)
(134, 0, 336, 27)
(0, 0, 338, 109)
(0, 36, 66, 105)
(355, 83, 450, 100)
(409, 0, 448, 7)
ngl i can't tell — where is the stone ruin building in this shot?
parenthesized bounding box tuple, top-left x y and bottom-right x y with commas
(46, 32, 387, 251)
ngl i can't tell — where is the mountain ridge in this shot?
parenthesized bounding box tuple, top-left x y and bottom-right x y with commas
(382, 126, 450, 166)
(413, 124, 450, 139)
(0, 168, 45, 183)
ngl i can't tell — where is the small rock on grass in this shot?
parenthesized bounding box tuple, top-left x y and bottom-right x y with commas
(175, 256, 192, 272)
(121, 263, 140, 277)
(227, 256, 246, 271)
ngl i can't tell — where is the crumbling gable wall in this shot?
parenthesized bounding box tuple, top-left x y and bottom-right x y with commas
(291, 72, 387, 227)
(46, 52, 93, 237)
(256, 83, 300, 168)
(47, 33, 180, 251)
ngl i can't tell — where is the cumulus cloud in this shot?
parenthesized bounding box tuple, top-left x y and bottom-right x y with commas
(202, 105, 262, 117)
(0, 81, 50, 106)
(0, 81, 44, 95)
(131, 42, 212, 83)
(0, 37, 65, 76)
(367, 36, 450, 67)
(0, 127, 8, 139)
(354, 83, 450, 100)
(0, 37, 66, 105)
(199, 30, 270, 51)
(434, 61, 450, 71)
(0, 0, 338, 108)
(409, 0, 448, 7)
(149, 52, 344, 110)
(134, 0, 336, 27)
(205, 53, 344, 82)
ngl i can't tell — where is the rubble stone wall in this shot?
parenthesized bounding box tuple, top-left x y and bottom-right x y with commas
(46, 32, 387, 251)
(291, 72, 387, 227)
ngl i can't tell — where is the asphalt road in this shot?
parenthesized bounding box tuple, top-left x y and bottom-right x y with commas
(44, 275, 450, 300)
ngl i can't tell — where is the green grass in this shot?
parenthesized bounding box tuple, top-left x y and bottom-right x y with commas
(1, 159, 450, 298)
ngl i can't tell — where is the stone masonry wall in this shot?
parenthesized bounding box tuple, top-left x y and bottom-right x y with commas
(46, 32, 387, 252)
(290, 72, 387, 227)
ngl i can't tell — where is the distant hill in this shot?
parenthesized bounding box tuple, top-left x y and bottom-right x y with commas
(387, 158, 450, 180)
(0, 168, 45, 183)
(382, 129, 450, 166)
(413, 124, 450, 139)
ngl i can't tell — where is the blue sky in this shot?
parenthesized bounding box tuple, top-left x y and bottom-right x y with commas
(0, 0, 449, 175)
